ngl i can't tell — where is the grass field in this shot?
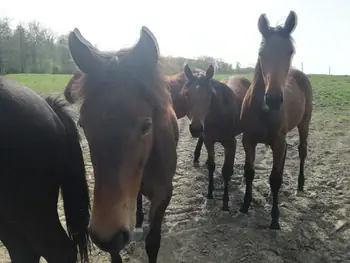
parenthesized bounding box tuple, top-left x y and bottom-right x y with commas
(6, 73, 350, 109)
(6, 72, 350, 116)
(1, 73, 350, 262)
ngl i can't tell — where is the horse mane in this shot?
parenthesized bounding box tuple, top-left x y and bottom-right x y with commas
(259, 26, 295, 54)
(71, 49, 172, 121)
(252, 59, 264, 88)
(261, 26, 295, 42)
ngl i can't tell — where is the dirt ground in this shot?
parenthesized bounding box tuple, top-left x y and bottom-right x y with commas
(1, 115, 349, 262)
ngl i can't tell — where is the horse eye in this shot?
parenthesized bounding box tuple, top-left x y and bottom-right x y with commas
(141, 118, 152, 135)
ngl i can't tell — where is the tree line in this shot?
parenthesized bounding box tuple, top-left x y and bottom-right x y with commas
(0, 17, 254, 75)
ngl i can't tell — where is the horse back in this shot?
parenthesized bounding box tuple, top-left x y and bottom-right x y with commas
(0, 76, 64, 207)
(226, 76, 251, 102)
(288, 68, 313, 112)
(0, 77, 63, 145)
(284, 69, 313, 131)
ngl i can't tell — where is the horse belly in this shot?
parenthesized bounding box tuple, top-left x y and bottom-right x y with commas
(284, 87, 306, 131)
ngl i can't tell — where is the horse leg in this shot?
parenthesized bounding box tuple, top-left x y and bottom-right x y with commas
(221, 138, 237, 212)
(269, 138, 287, 230)
(145, 184, 173, 263)
(0, 214, 40, 263)
(24, 211, 78, 263)
(193, 135, 203, 165)
(111, 253, 123, 263)
(136, 191, 144, 228)
(133, 191, 145, 241)
(204, 138, 215, 204)
(240, 135, 257, 213)
(297, 122, 309, 193)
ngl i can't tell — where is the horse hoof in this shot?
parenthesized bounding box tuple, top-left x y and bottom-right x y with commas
(132, 228, 144, 241)
(205, 199, 215, 208)
(221, 210, 231, 217)
(239, 206, 249, 214)
(295, 190, 305, 197)
(234, 210, 248, 218)
(193, 161, 200, 168)
(269, 222, 281, 230)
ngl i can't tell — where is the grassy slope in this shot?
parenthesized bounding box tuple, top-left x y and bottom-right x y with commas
(7, 72, 350, 135)
(6, 73, 350, 113)
(6, 74, 73, 95)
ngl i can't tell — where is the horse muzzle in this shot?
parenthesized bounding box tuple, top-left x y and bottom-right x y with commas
(264, 92, 283, 110)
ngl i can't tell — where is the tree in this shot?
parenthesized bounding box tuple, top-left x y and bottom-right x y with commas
(0, 15, 256, 75)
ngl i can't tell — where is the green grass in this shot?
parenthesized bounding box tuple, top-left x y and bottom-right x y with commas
(4, 73, 350, 114)
(6, 74, 73, 95)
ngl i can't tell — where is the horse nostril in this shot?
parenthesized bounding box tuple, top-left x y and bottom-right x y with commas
(110, 229, 130, 251)
(88, 228, 130, 253)
(121, 229, 130, 245)
(264, 92, 283, 110)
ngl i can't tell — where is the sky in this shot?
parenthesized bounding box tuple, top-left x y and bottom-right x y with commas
(2, 0, 350, 75)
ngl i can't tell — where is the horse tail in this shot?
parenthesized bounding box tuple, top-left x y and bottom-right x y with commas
(45, 96, 91, 263)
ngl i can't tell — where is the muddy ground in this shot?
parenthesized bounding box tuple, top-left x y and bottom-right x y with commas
(1, 114, 349, 262)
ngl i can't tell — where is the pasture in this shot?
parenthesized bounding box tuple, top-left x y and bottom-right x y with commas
(1, 73, 350, 262)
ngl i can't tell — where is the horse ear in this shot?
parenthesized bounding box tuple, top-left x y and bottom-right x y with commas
(68, 28, 106, 74)
(128, 26, 159, 70)
(184, 64, 194, 80)
(258, 13, 270, 37)
(206, 65, 214, 79)
(64, 70, 84, 104)
(284, 11, 297, 35)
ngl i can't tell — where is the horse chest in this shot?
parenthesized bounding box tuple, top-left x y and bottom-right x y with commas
(246, 111, 284, 144)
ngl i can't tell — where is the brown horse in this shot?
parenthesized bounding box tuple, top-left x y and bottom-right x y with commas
(65, 68, 206, 165)
(183, 64, 250, 211)
(167, 68, 206, 164)
(239, 11, 313, 229)
(65, 26, 179, 263)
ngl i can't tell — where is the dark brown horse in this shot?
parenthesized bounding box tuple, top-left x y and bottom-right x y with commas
(183, 64, 250, 211)
(167, 68, 206, 164)
(0, 76, 91, 262)
(239, 11, 313, 229)
(65, 27, 179, 263)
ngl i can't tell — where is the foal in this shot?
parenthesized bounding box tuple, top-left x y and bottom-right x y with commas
(167, 68, 206, 165)
(239, 11, 313, 229)
(183, 64, 250, 211)
(65, 26, 178, 262)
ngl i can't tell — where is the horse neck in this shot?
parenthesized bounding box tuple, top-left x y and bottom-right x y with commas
(250, 59, 266, 107)
(210, 81, 235, 114)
